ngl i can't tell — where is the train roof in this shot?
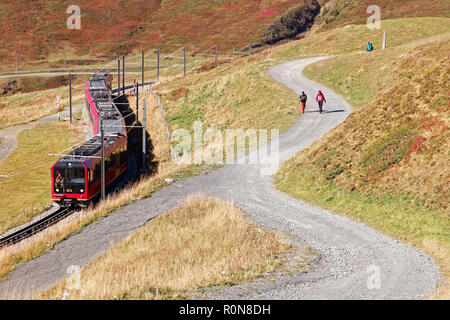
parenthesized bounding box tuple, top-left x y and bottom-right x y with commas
(58, 133, 125, 163)
(87, 73, 125, 135)
(55, 72, 127, 164)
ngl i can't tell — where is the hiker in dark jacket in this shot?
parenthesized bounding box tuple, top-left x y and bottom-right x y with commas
(299, 91, 307, 113)
(316, 90, 326, 113)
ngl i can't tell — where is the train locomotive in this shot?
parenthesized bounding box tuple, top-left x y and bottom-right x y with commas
(51, 73, 128, 207)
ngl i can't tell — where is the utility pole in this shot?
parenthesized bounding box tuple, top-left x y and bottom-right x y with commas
(249, 43, 252, 55)
(117, 59, 121, 93)
(382, 31, 387, 49)
(100, 118, 105, 200)
(15, 55, 18, 73)
(157, 48, 160, 82)
(142, 98, 147, 172)
(136, 81, 139, 122)
(184, 47, 186, 77)
(142, 50, 145, 86)
(122, 55, 125, 95)
(69, 73, 72, 125)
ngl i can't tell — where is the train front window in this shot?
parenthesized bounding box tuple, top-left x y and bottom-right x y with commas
(64, 168, 85, 184)
(54, 166, 85, 193)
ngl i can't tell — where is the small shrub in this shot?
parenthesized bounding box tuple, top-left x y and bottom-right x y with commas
(360, 126, 417, 173)
(260, 0, 321, 44)
(326, 164, 346, 180)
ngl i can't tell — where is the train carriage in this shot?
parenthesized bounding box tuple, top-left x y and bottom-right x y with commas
(51, 73, 128, 207)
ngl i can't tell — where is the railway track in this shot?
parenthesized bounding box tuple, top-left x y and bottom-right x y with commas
(0, 207, 74, 249)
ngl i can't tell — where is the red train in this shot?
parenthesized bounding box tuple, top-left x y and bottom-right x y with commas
(51, 73, 128, 207)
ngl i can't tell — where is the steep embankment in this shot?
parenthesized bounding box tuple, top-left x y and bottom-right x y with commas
(275, 35, 449, 298)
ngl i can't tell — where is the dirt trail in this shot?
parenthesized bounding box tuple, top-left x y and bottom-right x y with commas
(0, 57, 441, 299)
(0, 105, 83, 164)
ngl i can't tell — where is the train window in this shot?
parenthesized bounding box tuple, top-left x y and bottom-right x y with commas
(85, 98, 95, 127)
(65, 168, 85, 184)
(105, 155, 110, 170)
(54, 167, 85, 191)
(120, 146, 127, 164)
(109, 153, 115, 169)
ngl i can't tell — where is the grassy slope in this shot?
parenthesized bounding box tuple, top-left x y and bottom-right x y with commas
(3, 0, 448, 69)
(300, 36, 449, 210)
(156, 17, 450, 149)
(317, 0, 450, 30)
(275, 34, 449, 298)
(42, 196, 298, 299)
(0, 86, 85, 130)
(0, 121, 80, 234)
(0, 0, 303, 66)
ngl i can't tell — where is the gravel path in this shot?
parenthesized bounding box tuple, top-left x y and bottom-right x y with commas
(0, 57, 441, 299)
(0, 104, 84, 164)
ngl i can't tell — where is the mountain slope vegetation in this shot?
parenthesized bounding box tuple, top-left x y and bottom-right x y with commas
(275, 33, 449, 298)
(0, 0, 304, 65)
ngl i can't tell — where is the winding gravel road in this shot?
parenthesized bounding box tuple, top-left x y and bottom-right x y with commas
(0, 57, 441, 299)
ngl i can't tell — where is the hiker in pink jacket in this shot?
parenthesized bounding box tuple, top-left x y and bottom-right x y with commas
(316, 90, 326, 113)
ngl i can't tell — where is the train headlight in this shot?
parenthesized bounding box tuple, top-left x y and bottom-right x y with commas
(56, 189, 59, 192)
(80, 189, 84, 193)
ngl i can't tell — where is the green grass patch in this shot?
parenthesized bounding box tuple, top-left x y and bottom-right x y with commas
(275, 163, 449, 248)
(0, 122, 77, 235)
(360, 125, 417, 173)
(275, 17, 450, 60)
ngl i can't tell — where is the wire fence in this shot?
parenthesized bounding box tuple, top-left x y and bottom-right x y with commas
(0, 42, 261, 165)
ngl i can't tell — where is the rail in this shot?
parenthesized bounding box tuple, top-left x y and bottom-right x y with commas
(0, 207, 74, 249)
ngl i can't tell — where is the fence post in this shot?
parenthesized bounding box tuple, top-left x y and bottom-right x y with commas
(215, 44, 218, 68)
(249, 43, 252, 55)
(69, 73, 72, 125)
(382, 31, 386, 49)
(184, 47, 186, 77)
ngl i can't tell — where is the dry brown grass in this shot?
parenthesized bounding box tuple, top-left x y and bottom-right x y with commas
(41, 195, 292, 300)
(0, 161, 190, 279)
(0, 87, 85, 130)
(423, 237, 450, 300)
(0, 87, 191, 279)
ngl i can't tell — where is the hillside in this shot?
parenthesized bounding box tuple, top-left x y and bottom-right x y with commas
(299, 36, 449, 210)
(0, 0, 304, 67)
(317, 0, 450, 30)
(275, 34, 449, 298)
(3, 0, 450, 70)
